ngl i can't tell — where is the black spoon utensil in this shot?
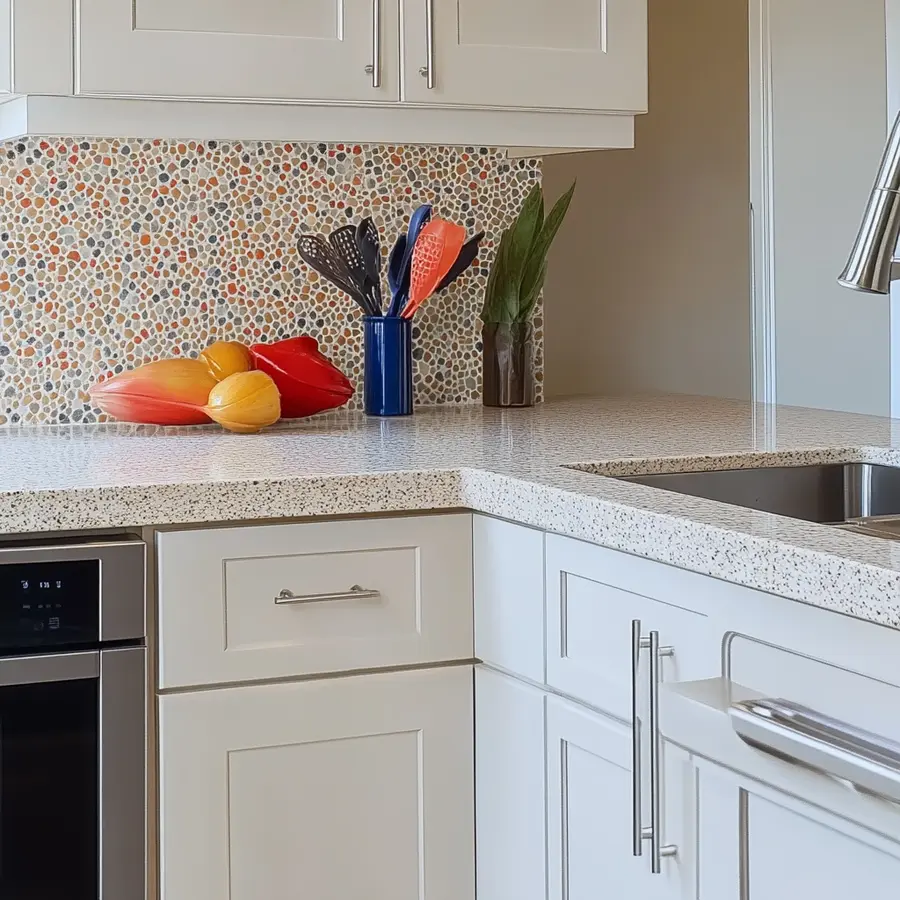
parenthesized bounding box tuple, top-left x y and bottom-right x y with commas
(296, 233, 371, 314)
(328, 225, 379, 316)
(436, 231, 485, 292)
(355, 217, 384, 315)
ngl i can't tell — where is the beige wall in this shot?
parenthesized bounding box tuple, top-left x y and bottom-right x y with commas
(542, 0, 751, 400)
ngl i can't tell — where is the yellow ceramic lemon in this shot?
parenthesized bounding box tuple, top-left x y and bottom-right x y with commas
(203, 370, 281, 434)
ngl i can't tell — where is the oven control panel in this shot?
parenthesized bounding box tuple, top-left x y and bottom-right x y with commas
(0, 559, 100, 652)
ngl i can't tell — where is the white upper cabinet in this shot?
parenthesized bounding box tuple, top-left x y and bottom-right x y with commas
(402, 0, 647, 111)
(75, 0, 400, 101)
(0, 0, 647, 147)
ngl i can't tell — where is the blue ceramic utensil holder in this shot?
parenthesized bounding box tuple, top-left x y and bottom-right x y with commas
(364, 317, 413, 416)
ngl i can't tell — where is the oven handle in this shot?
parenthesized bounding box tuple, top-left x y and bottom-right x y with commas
(100, 646, 147, 900)
(0, 650, 99, 686)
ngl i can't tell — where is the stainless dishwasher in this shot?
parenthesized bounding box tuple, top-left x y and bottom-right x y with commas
(0, 536, 146, 900)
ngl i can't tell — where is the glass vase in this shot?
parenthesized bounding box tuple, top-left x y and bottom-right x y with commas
(482, 322, 535, 408)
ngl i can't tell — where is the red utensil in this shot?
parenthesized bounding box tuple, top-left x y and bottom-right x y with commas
(401, 219, 466, 319)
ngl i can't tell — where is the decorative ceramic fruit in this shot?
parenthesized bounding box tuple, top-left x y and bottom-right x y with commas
(200, 340, 253, 382)
(250, 336, 354, 418)
(90, 358, 217, 425)
(203, 370, 281, 434)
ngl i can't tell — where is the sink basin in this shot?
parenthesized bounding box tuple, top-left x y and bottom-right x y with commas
(614, 463, 900, 524)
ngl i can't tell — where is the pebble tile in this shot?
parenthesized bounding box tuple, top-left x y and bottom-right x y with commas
(0, 138, 542, 424)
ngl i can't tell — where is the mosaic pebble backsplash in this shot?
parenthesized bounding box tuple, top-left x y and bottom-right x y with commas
(0, 138, 542, 424)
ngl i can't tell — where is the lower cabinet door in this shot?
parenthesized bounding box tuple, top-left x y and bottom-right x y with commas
(546, 695, 677, 900)
(696, 759, 900, 899)
(159, 665, 475, 900)
(475, 666, 548, 900)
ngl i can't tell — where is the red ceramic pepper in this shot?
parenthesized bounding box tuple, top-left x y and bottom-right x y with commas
(250, 336, 354, 419)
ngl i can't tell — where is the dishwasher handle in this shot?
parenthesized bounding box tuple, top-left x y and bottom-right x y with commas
(730, 698, 900, 805)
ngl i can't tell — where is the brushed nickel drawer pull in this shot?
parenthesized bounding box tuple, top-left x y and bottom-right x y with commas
(369, 0, 382, 88)
(632, 619, 675, 870)
(274, 585, 381, 605)
(422, 0, 435, 89)
(631, 619, 644, 857)
(648, 629, 678, 872)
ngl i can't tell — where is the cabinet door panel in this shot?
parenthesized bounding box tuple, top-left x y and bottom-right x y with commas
(402, 0, 646, 111)
(546, 695, 670, 900)
(159, 666, 474, 900)
(76, 0, 400, 101)
(227, 732, 420, 898)
(697, 759, 900, 900)
(135, 1, 338, 37)
(750, 795, 900, 899)
(546, 534, 718, 720)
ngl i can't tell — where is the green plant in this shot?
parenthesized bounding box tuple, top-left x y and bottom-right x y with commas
(481, 181, 576, 324)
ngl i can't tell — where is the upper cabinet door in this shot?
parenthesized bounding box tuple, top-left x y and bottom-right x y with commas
(75, 0, 400, 102)
(402, 0, 647, 111)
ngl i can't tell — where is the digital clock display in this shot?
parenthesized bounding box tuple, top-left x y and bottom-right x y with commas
(0, 559, 99, 651)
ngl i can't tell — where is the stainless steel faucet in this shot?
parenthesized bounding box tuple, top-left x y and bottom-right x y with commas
(839, 110, 900, 294)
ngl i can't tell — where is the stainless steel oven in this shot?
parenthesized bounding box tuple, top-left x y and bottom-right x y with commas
(0, 537, 146, 900)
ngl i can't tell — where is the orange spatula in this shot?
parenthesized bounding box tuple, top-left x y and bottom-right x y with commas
(401, 219, 466, 319)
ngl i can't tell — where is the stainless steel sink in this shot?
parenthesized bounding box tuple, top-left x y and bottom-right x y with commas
(615, 463, 900, 526)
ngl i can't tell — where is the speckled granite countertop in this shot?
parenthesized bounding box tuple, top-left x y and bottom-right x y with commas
(5, 394, 900, 628)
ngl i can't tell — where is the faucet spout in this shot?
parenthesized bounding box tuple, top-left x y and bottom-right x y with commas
(839, 110, 900, 294)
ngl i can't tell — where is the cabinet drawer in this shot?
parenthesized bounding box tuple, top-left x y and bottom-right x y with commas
(546, 534, 718, 719)
(157, 514, 473, 688)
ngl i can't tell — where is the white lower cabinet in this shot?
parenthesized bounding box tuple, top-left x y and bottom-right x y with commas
(546, 695, 681, 900)
(159, 665, 475, 900)
(475, 666, 547, 900)
(696, 759, 900, 899)
(155, 516, 900, 900)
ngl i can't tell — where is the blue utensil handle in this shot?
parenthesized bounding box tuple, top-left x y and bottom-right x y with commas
(387, 289, 409, 319)
(364, 317, 414, 416)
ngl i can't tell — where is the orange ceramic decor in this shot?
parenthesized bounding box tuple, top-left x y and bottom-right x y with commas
(200, 341, 253, 382)
(90, 337, 353, 429)
(90, 358, 217, 426)
(250, 337, 354, 419)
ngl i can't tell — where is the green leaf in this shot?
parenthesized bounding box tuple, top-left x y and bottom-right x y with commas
(519, 180, 576, 312)
(482, 185, 544, 323)
(528, 188, 545, 255)
(482, 228, 513, 322)
(517, 258, 547, 323)
(506, 186, 543, 280)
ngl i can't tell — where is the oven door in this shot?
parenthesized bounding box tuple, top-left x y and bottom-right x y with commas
(0, 647, 146, 900)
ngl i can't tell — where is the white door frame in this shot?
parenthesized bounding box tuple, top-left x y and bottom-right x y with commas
(749, 0, 777, 409)
(887, 0, 900, 417)
(752, 0, 900, 415)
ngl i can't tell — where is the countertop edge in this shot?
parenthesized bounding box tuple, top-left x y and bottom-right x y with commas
(2, 460, 897, 630)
